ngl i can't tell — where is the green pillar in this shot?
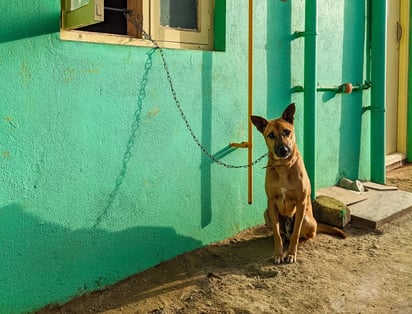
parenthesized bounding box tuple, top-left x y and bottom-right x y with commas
(370, 0, 387, 183)
(304, 0, 317, 198)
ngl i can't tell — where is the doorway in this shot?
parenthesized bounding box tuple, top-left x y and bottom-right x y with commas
(386, 0, 409, 169)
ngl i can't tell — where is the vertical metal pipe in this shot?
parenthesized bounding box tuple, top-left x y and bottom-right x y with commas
(304, 0, 317, 198)
(370, 0, 387, 183)
(408, 1, 412, 162)
(248, 0, 253, 204)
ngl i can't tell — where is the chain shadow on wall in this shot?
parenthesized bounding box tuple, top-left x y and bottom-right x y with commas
(93, 48, 156, 227)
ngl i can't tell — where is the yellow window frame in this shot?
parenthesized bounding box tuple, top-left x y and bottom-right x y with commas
(60, 0, 215, 51)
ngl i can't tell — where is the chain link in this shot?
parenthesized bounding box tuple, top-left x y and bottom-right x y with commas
(124, 11, 267, 168)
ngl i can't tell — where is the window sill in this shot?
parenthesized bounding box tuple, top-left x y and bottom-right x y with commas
(60, 29, 213, 51)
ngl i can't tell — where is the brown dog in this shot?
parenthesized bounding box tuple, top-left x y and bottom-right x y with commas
(251, 103, 346, 263)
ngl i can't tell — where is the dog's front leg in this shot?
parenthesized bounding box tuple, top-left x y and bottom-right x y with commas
(286, 201, 305, 263)
(267, 201, 284, 263)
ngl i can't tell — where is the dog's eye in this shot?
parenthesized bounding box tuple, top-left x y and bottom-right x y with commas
(268, 132, 275, 139)
(283, 129, 291, 136)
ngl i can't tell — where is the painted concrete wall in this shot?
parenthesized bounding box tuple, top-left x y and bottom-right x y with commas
(315, 0, 371, 186)
(0, 0, 370, 312)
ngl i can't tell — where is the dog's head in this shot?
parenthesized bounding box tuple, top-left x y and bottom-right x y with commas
(251, 103, 296, 161)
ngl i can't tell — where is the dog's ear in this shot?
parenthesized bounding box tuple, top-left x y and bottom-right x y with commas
(250, 115, 268, 134)
(282, 103, 296, 124)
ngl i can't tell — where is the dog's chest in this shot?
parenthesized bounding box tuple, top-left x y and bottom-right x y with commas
(265, 165, 304, 216)
(278, 187, 288, 202)
(274, 187, 296, 217)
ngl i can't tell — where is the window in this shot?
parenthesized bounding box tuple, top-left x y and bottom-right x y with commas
(60, 0, 225, 51)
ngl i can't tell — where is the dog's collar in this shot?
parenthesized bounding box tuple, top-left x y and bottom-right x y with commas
(266, 153, 299, 169)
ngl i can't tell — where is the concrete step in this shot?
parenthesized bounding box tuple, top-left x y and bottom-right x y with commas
(317, 183, 412, 229)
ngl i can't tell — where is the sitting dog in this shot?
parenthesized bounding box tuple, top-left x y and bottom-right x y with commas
(251, 103, 346, 263)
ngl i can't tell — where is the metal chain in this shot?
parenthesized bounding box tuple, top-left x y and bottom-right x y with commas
(124, 10, 267, 168)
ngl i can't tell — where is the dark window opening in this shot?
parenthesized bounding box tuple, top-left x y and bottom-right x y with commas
(80, 0, 127, 35)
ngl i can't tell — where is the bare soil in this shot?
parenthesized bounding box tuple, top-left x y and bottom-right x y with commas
(39, 164, 412, 314)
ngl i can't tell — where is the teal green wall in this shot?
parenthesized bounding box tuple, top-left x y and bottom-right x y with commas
(1, 1, 371, 312)
(315, 0, 371, 186)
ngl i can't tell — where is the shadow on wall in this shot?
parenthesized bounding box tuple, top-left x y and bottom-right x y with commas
(0, 8, 60, 43)
(266, 0, 292, 118)
(0, 203, 202, 313)
(338, 0, 366, 180)
(200, 52, 213, 228)
(94, 48, 157, 227)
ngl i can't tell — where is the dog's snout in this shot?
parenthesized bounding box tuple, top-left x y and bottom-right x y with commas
(276, 145, 290, 158)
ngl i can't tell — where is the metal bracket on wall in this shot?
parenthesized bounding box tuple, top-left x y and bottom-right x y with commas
(291, 85, 304, 93)
(292, 81, 372, 94)
(362, 106, 386, 113)
(292, 31, 318, 39)
(230, 142, 249, 148)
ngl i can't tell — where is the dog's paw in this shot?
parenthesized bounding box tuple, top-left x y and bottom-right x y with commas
(271, 254, 284, 264)
(285, 253, 297, 263)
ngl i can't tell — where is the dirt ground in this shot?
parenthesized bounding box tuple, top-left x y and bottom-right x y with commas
(39, 164, 412, 314)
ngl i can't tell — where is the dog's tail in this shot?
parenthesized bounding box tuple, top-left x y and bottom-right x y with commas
(317, 223, 347, 239)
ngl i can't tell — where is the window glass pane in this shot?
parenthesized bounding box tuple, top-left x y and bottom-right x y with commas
(70, 0, 89, 11)
(160, 0, 198, 30)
